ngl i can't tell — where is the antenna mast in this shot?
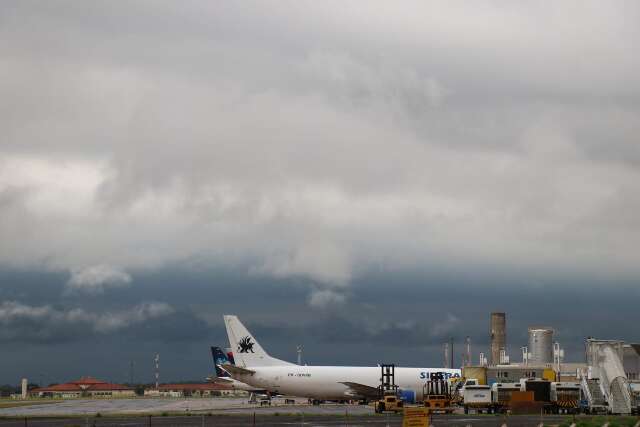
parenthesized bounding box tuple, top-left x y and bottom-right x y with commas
(465, 336, 471, 367)
(154, 354, 160, 389)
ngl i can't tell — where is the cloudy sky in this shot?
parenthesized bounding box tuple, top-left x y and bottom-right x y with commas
(1, 1, 639, 385)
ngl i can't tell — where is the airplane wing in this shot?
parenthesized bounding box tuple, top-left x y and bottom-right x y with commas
(220, 363, 255, 376)
(206, 376, 233, 384)
(339, 382, 380, 399)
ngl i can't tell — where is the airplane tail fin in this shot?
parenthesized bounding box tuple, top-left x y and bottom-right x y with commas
(224, 315, 293, 367)
(224, 348, 236, 365)
(211, 346, 232, 378)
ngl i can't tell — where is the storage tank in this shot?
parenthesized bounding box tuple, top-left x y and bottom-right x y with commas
(490, 313, 506, 366)
(528, 327, 554, 365)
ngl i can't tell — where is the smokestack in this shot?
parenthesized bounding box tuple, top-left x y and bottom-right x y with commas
(21, 378, 28, 399)
(443, 342, 449, 368)
(450, 337, 454, 369)
(490, 312, 506, 365)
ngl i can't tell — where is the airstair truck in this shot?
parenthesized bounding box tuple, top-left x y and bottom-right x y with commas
(586, 339, 633, 414)
(630, 383, 640, 415)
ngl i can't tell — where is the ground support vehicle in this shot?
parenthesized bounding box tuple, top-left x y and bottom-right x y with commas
(423, 380, 455, 414)
(375, 393, 404, 413)
(462, 384, 493, 414)
(551, 382, 581, 414)
(629, 383, 639, 415)
(374, 364, 404, 414)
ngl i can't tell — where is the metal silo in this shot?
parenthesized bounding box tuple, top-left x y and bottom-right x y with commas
(528, 327, 554, 365)
(490, 312, 506, 365)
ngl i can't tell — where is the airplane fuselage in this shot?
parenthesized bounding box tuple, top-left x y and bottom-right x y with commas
(230, 365, 461, 400)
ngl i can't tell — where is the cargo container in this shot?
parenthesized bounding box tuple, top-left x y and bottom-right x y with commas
(519, 379, 553, 413)
(491, 382, 522, 413)
(520, 378, 551, 402)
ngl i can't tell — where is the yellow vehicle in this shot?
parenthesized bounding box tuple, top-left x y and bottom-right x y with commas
(423, 380, 454, 414)
(375, 364, 404, 413)
(375, 394, 404, 413)
(424, 394, 454, 414)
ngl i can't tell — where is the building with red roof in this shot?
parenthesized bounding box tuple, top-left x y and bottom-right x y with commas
(144, 382, 244, 397)
(29, 376, 135, 398)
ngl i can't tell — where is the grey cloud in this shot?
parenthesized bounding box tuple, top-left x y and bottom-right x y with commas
(91, 301, 174, 333)
(301, 314, 466, 348)
(0, 1, 640, 381)
(308, 289, 347, 309)
(66, 265, 132, 295)
(0, 300, 174, 342)
(0, 1, 640, 301)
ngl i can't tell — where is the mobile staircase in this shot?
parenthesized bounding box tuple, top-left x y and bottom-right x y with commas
(580, 376, 608, 414)
(585, 339, 633, 414)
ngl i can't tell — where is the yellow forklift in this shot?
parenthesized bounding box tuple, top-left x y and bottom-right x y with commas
(423, 379, 454, 414)
(374, 364, 404, 414)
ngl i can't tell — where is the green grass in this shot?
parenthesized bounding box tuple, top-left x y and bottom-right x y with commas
(562, 415, 640, 427)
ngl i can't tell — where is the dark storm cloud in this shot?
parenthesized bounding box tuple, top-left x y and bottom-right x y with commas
(0, 267, 638, 382)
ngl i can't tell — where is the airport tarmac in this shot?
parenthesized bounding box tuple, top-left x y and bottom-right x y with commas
(0, 398, 577, 427)
(0, 413, 573, 427)
(0, 397, 317, 417)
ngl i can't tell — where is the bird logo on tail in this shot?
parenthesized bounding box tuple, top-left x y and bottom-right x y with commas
(238, 336, 255, 353)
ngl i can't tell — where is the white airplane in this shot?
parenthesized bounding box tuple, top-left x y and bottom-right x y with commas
(222, 315, 461, 402)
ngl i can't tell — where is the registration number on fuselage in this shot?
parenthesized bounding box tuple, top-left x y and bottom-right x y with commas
(287, 373, 311, 377)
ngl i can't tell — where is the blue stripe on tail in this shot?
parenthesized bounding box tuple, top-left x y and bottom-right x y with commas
(211, 346, 231, 377)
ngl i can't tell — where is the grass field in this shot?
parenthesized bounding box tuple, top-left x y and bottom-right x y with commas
(559, 416, 640, 427)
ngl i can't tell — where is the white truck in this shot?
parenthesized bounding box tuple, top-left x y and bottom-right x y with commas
(550, 382, 581, 414)
(463, 384, 493, 414)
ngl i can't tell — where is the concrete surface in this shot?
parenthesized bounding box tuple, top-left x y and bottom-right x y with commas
(0, 413, 574, 427)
